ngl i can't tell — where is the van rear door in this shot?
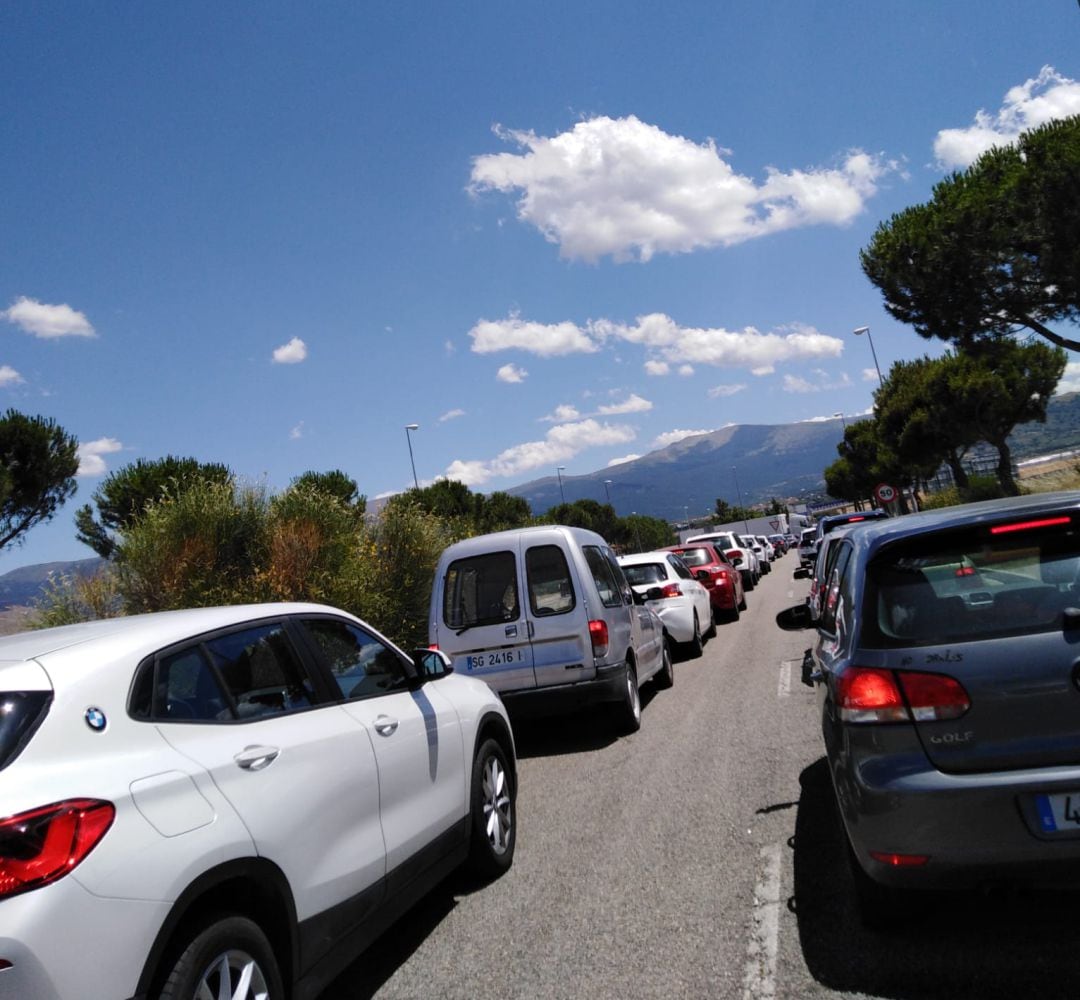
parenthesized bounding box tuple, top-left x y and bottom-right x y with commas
(438, 547, 537, 693)
(523, 540, 595, 688)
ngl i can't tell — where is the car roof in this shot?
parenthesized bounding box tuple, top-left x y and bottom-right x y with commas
(618, 550, 678, 565)
(0, 602, 346, 667)
(440, 523, 609, 556)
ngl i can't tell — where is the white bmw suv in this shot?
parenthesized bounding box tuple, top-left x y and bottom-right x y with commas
(0, 603, 516, 1000)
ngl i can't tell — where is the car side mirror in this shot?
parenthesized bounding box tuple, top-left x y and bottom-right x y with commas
(632, 589, 647, 605)
(775, 604, 815, 631)
(646, 586, 664, 601)
(410, 647, 454, 682)
(694, 569, 711, 582)
(729, 554, 743, 566)
(793, 566, 810, 580)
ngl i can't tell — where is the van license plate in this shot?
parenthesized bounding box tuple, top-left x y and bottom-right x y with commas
(1035, 792, 1080, 832)
(463, 650, 525, 671)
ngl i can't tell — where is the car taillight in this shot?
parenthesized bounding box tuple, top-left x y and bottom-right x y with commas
(838, 667, 970, 724)
(0, 799, 114, 900)
(588, 619, 609, 657)
(659, 583, 682, 598)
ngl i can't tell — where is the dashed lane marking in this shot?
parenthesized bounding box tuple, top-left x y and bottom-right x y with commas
(777, 661, 791, 698)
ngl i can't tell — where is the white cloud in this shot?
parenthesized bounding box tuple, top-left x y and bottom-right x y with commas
(541, 403, 581, 423)
(470, 314, 598, 356)
(289, 422, 304, 440)
(597, 393, 653, 415)
(653, 428, 713, 448)
(496, 363, 528, 383)
(782, 371, 852, 393)
(862, 368, 880, 382)
(2, 296, 95, 338)
(1056, 361, 1080, 395)
(444, 418, 636, 486)
(934, 66, 1080, 169)
(677, 364, 695, 377)
(77, 437, 123, 477)
(0, 366, 24, 387)
(272, 337, 307, 364)
(470, 115, 893, 262)
(607, 453, 640, 466)
(439, 408, 466, 422)
(470, 311, 843, 373)
(708, 383, 746, 398)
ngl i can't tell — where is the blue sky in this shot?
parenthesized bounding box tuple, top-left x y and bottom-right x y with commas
(2, 1, 1079, 570)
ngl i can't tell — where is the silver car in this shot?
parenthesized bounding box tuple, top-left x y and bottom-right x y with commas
(778, 492, 1080, 926)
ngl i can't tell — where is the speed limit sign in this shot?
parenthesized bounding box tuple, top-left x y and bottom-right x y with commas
(874, 482, 897, 504)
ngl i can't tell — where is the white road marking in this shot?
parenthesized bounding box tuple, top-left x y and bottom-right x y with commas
(777, 661, 791, 698)
(742, 843, 782, 1000)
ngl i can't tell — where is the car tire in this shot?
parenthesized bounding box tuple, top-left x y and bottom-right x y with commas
(738, 591, 748, 612)
(743, 572, 756, 592)
(705, 608, 718, 639)
(684, 613, 704, 659)
(615, 660, 642, 733)
(467, 738, 516, 880)
(654, 638, 674, 689)
(725, 600, 741, 622)
(160, 915, 283, 1000)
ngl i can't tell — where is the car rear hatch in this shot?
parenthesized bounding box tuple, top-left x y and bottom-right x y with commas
(864, 510, 1080, 775)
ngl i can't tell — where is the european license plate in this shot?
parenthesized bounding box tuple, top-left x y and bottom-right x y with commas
(1035, 792, 1080, 833)
(462, 649, 526, 671)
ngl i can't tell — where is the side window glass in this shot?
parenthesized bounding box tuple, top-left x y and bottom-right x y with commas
(300, 618, 409, 700)
(820, 546, 853, 634)
(526, 544, 575, 616)
(154, 646, 228, 722)
(668, 555, 693, 580)
(584, 545, 623, 609)
(443, 550, 519, 628)
(603, 549, 634, 605)
(204, 623, 314, 719)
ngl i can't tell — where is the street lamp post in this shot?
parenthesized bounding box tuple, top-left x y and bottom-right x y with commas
(834, 410, 847, 431)
(732, 465, 750, 535)
(404, 423, 419, 490)
(556, 466, 566, 505)
(603, 479, 613, 506)
(853, 326, 883, 384)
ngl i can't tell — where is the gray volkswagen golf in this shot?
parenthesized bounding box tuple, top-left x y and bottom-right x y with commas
(778, 491, 1080, 926)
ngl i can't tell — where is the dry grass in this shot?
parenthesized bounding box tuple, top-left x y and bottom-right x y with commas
(1019, 458, 1080, 494)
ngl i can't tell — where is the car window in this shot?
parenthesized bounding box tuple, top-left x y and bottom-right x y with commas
(667, 554, 693, 579)
(443, 550, 519, 628)
(622, 562, 666, 586)
(526, 544, 575, 616)
(584, 544, 623, 608)
(603, 548, 634, 605)
(864, 517, 1080, 647)
(820, 544, 852, 634)
(675, 547, 710, 567)
(204, 624, 315, 719)
(299, 618, 410, 700)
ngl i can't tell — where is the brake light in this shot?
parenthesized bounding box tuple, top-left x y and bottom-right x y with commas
(991, 516, 1071, 535)
(659, 583, 682, 598)
(869, 851, 929, 867)
(955, 566, 976, 577)
(588, 619, 609, 657)
(0, 799, 114, 900)
(429, 643, 440, 651)
(838, 667, 970, 724)
(847, 516, 866, 523)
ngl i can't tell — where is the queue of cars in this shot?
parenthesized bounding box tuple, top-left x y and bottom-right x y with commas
(779, 491, 1080, 929)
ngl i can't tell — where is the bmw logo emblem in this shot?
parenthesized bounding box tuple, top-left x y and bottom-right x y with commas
(85, 707, 107, 732)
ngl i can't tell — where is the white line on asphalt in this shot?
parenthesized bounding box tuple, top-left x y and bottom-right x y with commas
(742, 843, 782, 1000)
(777, 662, 791, 699)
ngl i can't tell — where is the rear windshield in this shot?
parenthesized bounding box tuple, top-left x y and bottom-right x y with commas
(800, 530, 815, 544)
(0, 691, 51, 771)
(443, 550, 519, 629)
(622, 563, 666, 586)
(673, 547, 710, 567)
(863, 514, 1080, 647)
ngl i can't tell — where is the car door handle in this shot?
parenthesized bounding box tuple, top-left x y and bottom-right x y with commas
(234, 745, 280, 771)
(374, 715, 399, 737)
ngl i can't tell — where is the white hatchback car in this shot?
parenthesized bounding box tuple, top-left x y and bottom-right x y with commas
(617, 551, 715, 657)
(0, 603, 516, 1000)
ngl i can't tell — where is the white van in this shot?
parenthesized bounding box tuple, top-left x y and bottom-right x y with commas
(428, 525, 671, 732)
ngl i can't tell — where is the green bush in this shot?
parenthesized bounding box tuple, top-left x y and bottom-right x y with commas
(31, 567, 123, 628)
(919, 475, 1006, 510)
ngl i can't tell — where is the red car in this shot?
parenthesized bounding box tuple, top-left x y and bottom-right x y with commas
(666, 542, 747, 623)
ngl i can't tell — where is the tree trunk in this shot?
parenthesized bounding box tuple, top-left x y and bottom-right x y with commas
(945, 451, 970, 490)
(993, 438, 1020, 496)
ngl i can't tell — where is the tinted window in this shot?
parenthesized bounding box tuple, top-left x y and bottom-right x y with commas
(674, 547, 710, 567)
(863, 516, 1080, 647)
(603, 549, 633, 605)
(667, 555, 693, 580)
(443, 550, 519, 628)
(0, 691, 51, 770)
(204, 624, 315, 719)
(820, 544, 852, 634)
(300, 618, 409, 700)
(155, 646, 227, 721)
(622, 562, 666, 586)
(526, 544, 575, 616)
(584, 544, 623, 608)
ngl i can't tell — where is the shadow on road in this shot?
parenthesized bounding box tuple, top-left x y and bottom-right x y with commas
(509, 689, 658, 759)
(793, 756, 1080, 999)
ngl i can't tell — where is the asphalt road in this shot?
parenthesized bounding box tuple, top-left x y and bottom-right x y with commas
(323, 558, 1080, 1000)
